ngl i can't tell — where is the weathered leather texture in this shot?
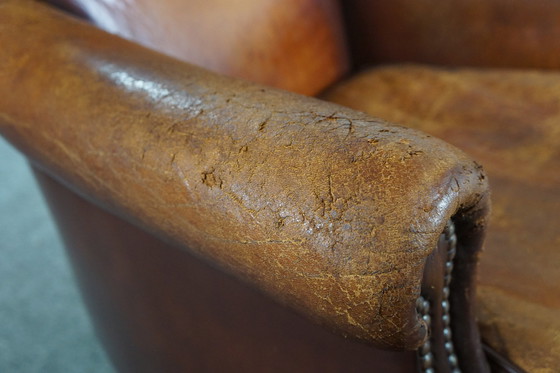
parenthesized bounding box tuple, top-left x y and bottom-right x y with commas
(0, 1, 489, 350)
(34, 167, 419, 373)
(324, 65, 560, 372)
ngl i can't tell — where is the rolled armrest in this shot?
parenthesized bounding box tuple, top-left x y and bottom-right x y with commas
(0, 0, 489, 350)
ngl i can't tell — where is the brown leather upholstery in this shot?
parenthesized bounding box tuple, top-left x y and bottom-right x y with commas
(343, 0, 560, 71)
(324, 65, 560, 373)
(48, 0, 349, 96)
(4, 0, 556, 371)
(0, 0, 490, 352)
(34, 167, 418, 373)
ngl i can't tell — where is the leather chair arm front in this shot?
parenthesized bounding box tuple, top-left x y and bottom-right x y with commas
(0, 0, 489, 359)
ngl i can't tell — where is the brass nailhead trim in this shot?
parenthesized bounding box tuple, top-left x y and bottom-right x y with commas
(417, 220, 461, 373)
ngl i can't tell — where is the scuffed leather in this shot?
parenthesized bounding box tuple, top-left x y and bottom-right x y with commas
(0, 1, 489, 349)
(324, 65, 560, 371)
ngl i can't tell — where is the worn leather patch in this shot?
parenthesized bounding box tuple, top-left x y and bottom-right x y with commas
(325, 65, 560, 371)
(0, 1, 489, 350)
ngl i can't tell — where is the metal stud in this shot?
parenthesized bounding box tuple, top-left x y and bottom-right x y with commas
(421, 353, 434, 369)
(448, 353, 459, 367)
(442, 300, 450, 313)
(444, 341, 454, 354)
(445, 260, 454, 273)
(421, 341, 431, 355)
(443, 327, 452, 341)
(416, 220, 462, 373)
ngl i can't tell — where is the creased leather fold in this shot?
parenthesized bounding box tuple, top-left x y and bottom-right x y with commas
(0, 0, 489, 349)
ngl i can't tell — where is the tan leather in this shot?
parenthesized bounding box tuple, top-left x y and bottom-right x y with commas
(0, 1, 490, 350)
(46, 0, 349, 96)
(324, 65, 560, 373)
(34, 167, 419, 373)
(343, 0, 560, 71)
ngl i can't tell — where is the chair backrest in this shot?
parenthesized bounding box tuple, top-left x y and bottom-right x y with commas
(49, 0, 560, 93)
(47, 0, 350, 96)
(342, 0, 560, 70)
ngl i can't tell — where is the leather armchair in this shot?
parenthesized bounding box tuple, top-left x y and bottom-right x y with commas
(1, 1, 557, 372)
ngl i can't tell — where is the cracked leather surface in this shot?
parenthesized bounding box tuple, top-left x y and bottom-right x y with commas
(0, 1, 489, 350)
(324, 64, 560, 372)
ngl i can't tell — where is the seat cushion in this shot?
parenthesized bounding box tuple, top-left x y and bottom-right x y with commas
(323, 65, 560, 373)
